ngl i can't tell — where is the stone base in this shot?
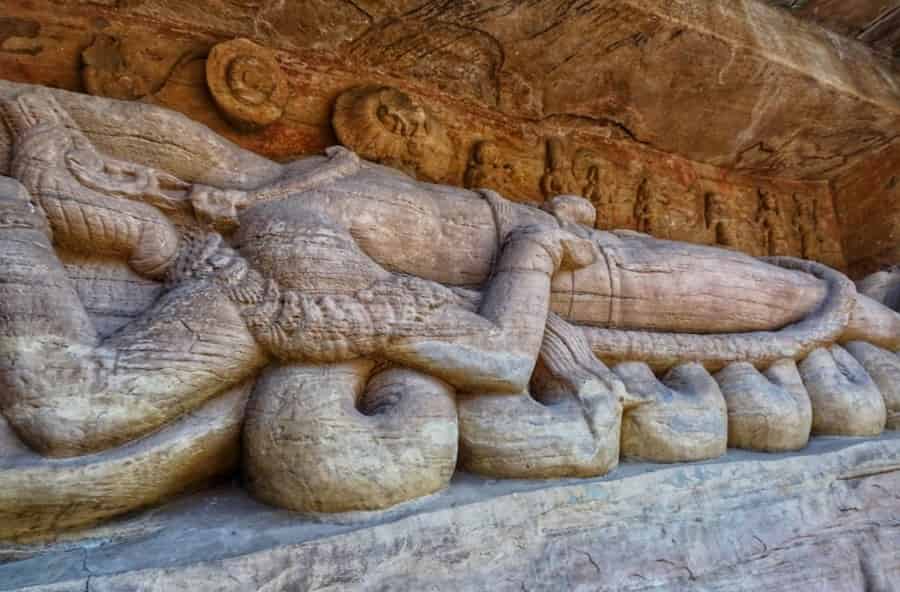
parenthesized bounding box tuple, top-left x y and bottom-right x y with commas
(3, 433, 900, 591)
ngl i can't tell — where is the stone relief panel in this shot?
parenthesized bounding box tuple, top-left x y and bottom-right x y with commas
(81, 33, 203, 102)
(330, 92, 844, 268)
(205, 38, 289, 131)
(332, 85, 453, 183)
(0, 84, 896, 541)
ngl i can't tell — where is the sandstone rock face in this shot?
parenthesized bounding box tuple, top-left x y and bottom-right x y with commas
(2, 435, 899, 591)
(767, 1, 900, 58)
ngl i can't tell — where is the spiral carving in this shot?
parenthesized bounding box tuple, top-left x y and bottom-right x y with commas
(206, 38, 289, 131)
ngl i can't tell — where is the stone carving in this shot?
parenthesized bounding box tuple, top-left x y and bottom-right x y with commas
(715, 360, 812, 452)
(633, 177, 670, 236)
(206, 38, 289, 131)
(799, 346, 887, 436)
(858, 266, 900, 311)
(82, 34, 157, 101)
(793, 194, 820, 261)
(0, 84, 897, 539)
(332, 85, 452, 183)
(756, 189, 790, 256)
(540, 138, 578, 198)
(463, 140, 526, 197)
(81, 33, 202, 104)
(705, 192, 740, 249)
(845, 341, 900, 431)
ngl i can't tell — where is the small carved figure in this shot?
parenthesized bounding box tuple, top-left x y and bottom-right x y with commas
(333, 85, 452, 183)
(705, 192, 739, 248)
(756, 190, 790, 256)
(633, 177, 670, 236)
(540, 138, 578, 198)
(572, 149, 607, 227)
(793, 194, 820, 261)
(82, 34, 155, 101)
(465, 141, 504, 188)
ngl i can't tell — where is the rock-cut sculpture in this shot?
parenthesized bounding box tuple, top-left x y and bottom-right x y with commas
(0, 82, 897, 539)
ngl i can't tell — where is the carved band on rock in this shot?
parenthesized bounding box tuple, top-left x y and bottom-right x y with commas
(0, 84, 897, 540)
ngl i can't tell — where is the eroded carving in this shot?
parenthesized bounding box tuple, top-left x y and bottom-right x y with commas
(705, 192, 740, 249)
(333, 85, 451, 182)
(206, 38, 289, 131)
(0, 84, 897, 539)
(756, 189, 790, 256)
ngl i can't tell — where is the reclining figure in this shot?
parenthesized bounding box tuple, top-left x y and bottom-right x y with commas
(0, 85, 897, 538)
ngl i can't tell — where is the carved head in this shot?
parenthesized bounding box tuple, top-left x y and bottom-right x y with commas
(705, 192, 727, 221)
(760, 190, 778, 211)
(472, 141, 501, 166)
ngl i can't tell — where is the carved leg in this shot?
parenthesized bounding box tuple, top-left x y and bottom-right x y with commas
(0, 382, 252, 540)
(0, 178, 266, 457)
(385, 225, 596, 393)
(458, 314, 625, 479)
(243, 361, 457, 513)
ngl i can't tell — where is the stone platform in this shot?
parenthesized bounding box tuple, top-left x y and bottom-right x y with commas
(3, 433, 899, 591)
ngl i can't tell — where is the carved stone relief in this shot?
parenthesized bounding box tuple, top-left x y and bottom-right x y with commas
(0, 84, 896, 540)
(81, 33, 201, 102)
(332, 85, 453, 183)
(206, 38, 289, 131)
(756, 189, 792, 257)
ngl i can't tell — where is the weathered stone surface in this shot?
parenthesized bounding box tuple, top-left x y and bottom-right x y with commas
(800, 345, 887, 436)
(715, 360, 812, 452)
(244, 361, 458, 513)
(2, 434, 899, 591)
(768, 0, 900, 58)
(615, 362, 728, 462)
(845, 341, 900, 430)
(858, 266, 900, 310)
(833, 138, 900, 278)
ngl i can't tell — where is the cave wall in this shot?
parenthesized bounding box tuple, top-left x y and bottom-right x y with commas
(833, 138, 900, 278)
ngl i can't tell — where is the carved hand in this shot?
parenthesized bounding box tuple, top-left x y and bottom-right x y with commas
(189, 185, 249, 232)
(501, 225, 596, 276)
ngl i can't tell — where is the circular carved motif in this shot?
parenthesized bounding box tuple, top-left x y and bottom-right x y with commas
(332, 86, 452, 183)
(206, 38, 288, 131)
